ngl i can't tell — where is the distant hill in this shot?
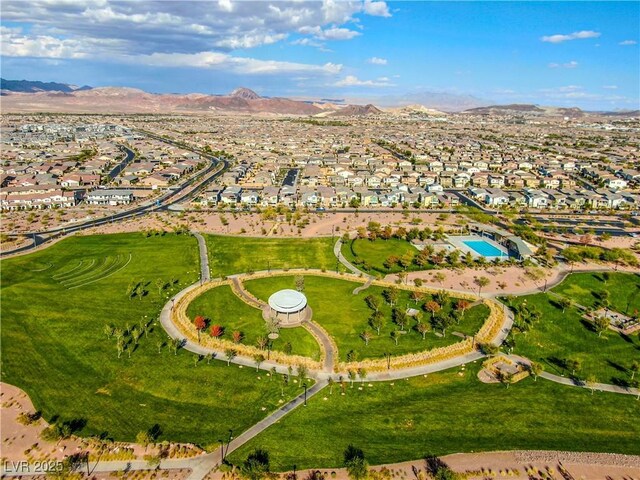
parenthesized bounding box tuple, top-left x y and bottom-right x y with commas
(463, 104, 591, 118)
(385, 104, 447, 117)
(0, 78, 92, 93)
(327, 104, 382, 117)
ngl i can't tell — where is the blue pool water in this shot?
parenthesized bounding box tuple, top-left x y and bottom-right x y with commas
(463, 240, 505, 257)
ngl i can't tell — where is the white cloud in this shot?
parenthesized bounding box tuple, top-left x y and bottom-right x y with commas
(363, 0, 391, 17)
(619, 40, 637, 45)
(541, 30, 600, 43)
(548, 60, 578, 69)
(299, 26, 361, 41)
(215, 33, 288, 50)
(602, 85, 618, 90)
(368, 56, 387, 65)
(132, 51, 343, 76)
(333, 75, 394, 87)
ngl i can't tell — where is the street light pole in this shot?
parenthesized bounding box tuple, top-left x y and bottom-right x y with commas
(303, 383, 308, 406)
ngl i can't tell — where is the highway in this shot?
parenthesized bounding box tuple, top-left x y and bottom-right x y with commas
(1, 131, 229, 257)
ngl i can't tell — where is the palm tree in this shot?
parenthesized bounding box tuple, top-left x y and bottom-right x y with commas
(474, 276, 490, 295)
(224, 348, 237, 366)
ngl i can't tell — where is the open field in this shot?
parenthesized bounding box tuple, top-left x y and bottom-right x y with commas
(342, 237, 429, 274)
(228, 363, 640, 470)
(243, 275, 489, 361)
(205, 235, 340, 278)
(552, 271, 640, 314)
(0, 233, 306, 446)
(505, 294, 640, 385)
(185, 284, 321, 359)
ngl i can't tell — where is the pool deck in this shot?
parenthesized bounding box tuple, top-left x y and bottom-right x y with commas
(446, 234, 511, 261)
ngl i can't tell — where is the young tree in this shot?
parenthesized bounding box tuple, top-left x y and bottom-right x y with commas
(210, 324, 224, 338)
(410, 291, 424, 304)
(368, 311, 385, 335)
(558, 297, 572, 313)
(256, 336, 268, 350)
(566, 358, 581, 376)
(630, 360, 639, 380)
(155, 278, 165, 297)
(116, 338, 125, 359)
(136, 430, 153, 451)
(360, 331, 373, 346)
(297, 363, 309, 381)
(455, 299, 470, 313)
(416, 321, 431, 340)
(221, 348, 236, 366)
(364, 294, 382, 312)
(131, 327, 142, 346)
(528, 361, 544, 381)
(328, 376, 335, 395)
(357, 368, 367, 384)
(253, 353, 266, 372)
(295, 275, 305, 292)
(390, 330, 400, 346)
(382, 287, 399, 306)
(347, 369, 357, 387)
(393, 308, 408, 332)
(156, 339, 164, 354)
(232, 330, 244, 344)
(170, 338, 180, 356)
(424, 300, 441, 318)
(194, 316, 207, 342)
(586, 374, 598, 395)
(103, 324, 114, 338)
(593, 316, 610, 337)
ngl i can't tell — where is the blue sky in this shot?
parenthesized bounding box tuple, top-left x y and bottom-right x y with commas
(1, 1, 638, 110)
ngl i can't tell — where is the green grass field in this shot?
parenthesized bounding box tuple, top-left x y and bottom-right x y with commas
(552, 272, 640, 314)
(243, 275, 488, 361)
(506, 292, 640, 385)
(205, 235, 340, 278)
(228, 363, 640, 470)
(185, 285, 321, 359)
(1, 233, 307, 446)
(342, 237, 427, 274)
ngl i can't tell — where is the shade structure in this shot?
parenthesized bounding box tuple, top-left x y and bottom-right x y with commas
(268, 289, 307, 314)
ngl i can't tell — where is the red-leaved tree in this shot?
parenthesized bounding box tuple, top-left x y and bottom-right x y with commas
(194, 316, 207, 342)
(210, 324, 224, 338)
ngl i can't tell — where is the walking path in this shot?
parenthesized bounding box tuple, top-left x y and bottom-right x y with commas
(302, 320, 336, 371)
(334, 238, 368, 276)
(192, 232, 210, 282)
(506, 354, 640, 397)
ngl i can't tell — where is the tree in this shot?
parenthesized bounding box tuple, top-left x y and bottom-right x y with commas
(347, 369, 357, 387)
(295, 275, 305, 292)
(410, 291, 424, 304)
(156, 339, 164, 354)
(566, 358, 581, 376)
(116, 338, 125, 359)
(433, 272, 446, 286)
(297, 363, 308, 381)
(155, 278, 165, 297)
(529, 361, 543, 381)
(126, 282, 136, 301)
(424, 300, 441, 318)
(224, 348, 237, 366)
(479, 342, 499, 356)
(328, 377, 334, 395)
(360, 331, 373, 346)
(194, 316, 207, 342)
(210, 324, 224, 338)
(390, 330, 400, 346)
(630, 360, 639, 380)
(602, 272, 610, 284)
(241, 449, 271, 480)
(455, 300, 470, 313)
(364, 295, 382, 312)
(136, 430, 153, 450)
(382, 287, 399, 306)
(253, 353, 266, 372)
(558, 297, 572, 313)
(368, 311, 385, 335)
(170, 338, 180, 356)
(416, 321, 431, 340)
(586, 374, 598, 395)
(393, 308, 408, 332)
(256, 336, 268, 350)
(593, 316, 610, 337)
(103, 324, 114, 338)
(474, 276, 490, 295)
(233, 330, 243, 344)
(131, 327, 142, 346)
(357, 368, 367, 384)
(343, 445, 368, 480)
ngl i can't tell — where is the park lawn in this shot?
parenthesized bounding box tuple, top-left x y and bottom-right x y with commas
(506, 293, 640, 385)
(185, 285, 321, 359)
(243, 275, 488, 361)
(204, 235, 340, 278)
(342, 237, 428, 275)
(552, 272, 640, 315)
(227, 363, 640, 470)
(0, 233, 307, 446)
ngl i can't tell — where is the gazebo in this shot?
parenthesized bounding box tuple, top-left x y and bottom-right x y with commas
(267, 289, 308, 326)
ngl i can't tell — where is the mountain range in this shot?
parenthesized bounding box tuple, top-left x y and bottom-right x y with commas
(1, 78, 637, 117)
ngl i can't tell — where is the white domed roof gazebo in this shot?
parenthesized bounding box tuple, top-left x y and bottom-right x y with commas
(267, 289, 309, 326)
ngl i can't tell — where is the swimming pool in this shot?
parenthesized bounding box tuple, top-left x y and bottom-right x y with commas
(462, 240, 505, 257)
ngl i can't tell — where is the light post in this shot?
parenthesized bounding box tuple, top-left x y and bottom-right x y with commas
(218, 438, 224, 462)
(303, 383, 308, 406)
(225, 429, 233, 460)
(543, 278, 548, 293)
